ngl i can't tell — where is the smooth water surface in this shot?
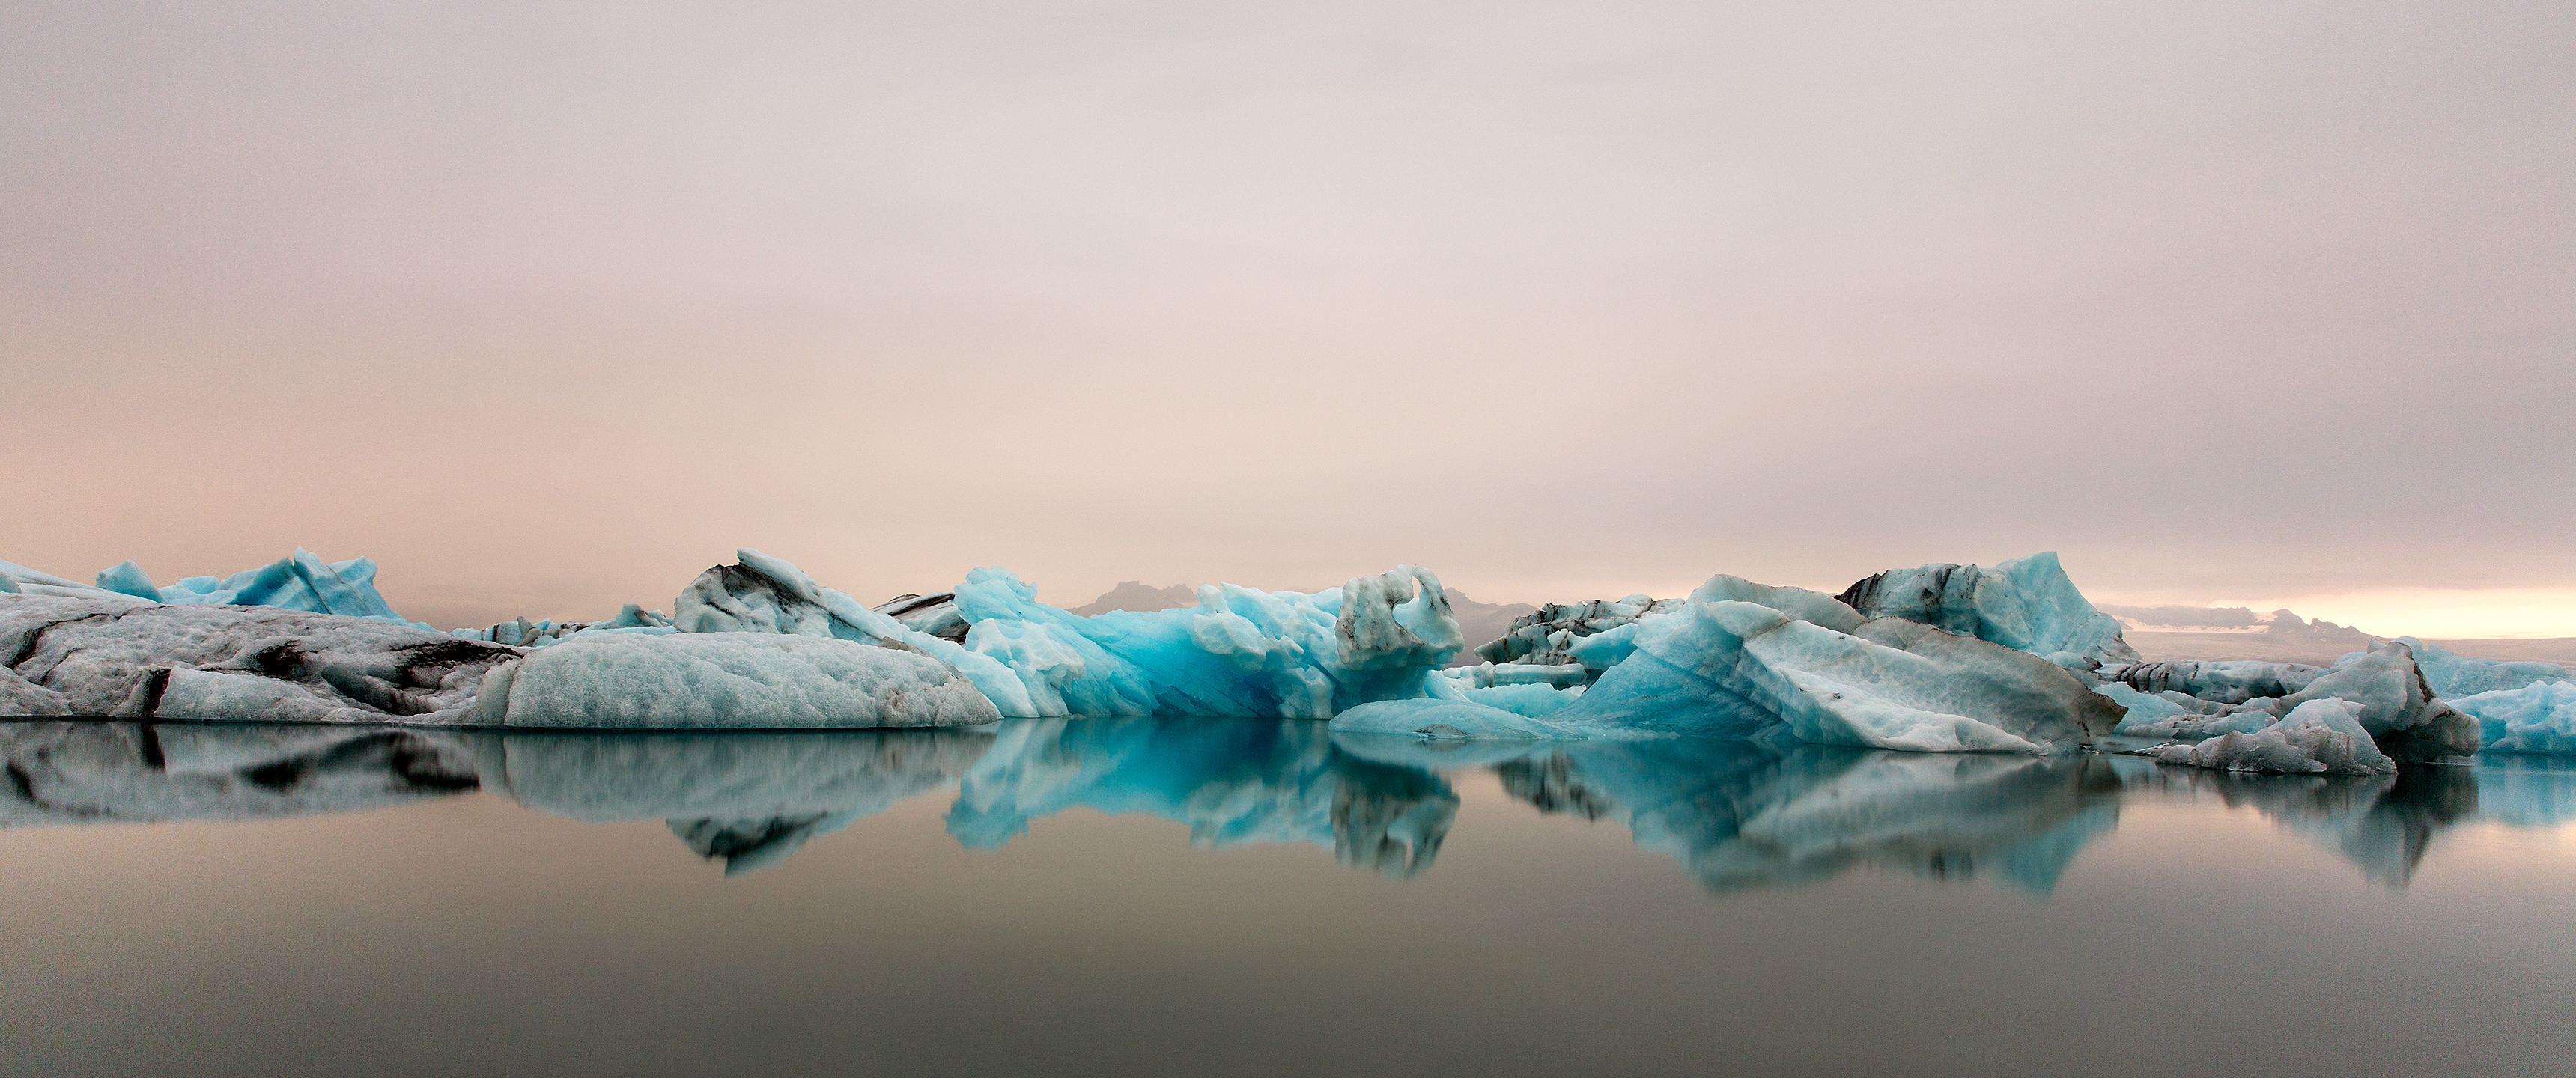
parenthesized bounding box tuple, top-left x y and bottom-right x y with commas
(3, 719, 2572, 1077)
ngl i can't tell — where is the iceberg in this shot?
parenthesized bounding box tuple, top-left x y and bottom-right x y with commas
(2154, 698, 2399, 775)
(2, 593, 1002, 729)
(1, 594, 520, 722)
(6, 549, 442, 630)
(475, 633, 1002, 730)
(1838, 551, 2141, 669)
(1545, 581, 2123, 752)
(2110, 642, 2479, 762)
(2450, 680, 2576, 755)
(449, 604, 676, 648)
(672, 549, 1465, 720)
(2399, 636, 2569, 698)
(1472, 594, 1681, 674)
(0, 558, 154, 603)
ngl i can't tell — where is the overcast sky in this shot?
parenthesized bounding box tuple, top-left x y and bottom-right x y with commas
(4, 1, 2569, 635)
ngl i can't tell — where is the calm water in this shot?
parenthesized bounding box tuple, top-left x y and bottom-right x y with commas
(3, 718, 2572, 1077)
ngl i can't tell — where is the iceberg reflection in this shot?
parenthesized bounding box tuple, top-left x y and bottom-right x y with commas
(0, 720, 477, 826)
(2104, 756, 2480, 886)
(472, 728, 994, 874)
(950, 717, 1455, 877)
(1493, 740, 2123, 895)
(6, 719, 2572, 889)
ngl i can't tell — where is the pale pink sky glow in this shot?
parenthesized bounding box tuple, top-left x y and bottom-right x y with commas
(4, 1, 2569, 633)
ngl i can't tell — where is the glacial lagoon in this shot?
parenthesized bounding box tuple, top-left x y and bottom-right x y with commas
(4, 718, 2571, 1077)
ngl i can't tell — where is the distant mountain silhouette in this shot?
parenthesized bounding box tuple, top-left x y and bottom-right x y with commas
(2099, 603, 2576, 666)
(1444, 590, 1539, 666)
(1065, 582, 1200, 616)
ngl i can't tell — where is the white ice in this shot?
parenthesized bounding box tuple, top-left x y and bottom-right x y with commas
(478, 633, 1000, 729)
(2154, 698, 2398, 775)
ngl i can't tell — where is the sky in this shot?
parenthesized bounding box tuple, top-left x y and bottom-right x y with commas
(4, 1, 2570, 636)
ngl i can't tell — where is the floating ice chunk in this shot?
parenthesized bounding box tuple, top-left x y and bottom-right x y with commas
(451, 605, 677, 647)
(7, 549, 430, 626)
(1838, 551, 2140, 668)
(94, 561, 161, 600)
(1, 594, 518, 722)
(1473, 593, 1680, 672)
(2096, 681, 2192, 732)
(2401, 637, 2568, 698)
(1329, 698, 1578, 740)
(2112, 660, 2327, 704)
(2156, 698, 2398, 775)
(2111, 642, 2478, 762)
(479, 633, 1000, 729)
(677, 549, 1464, 720)
(2452, 680, 2576, 755)
(0, 559, 154, 603)
(1553, 597, 2121, 752)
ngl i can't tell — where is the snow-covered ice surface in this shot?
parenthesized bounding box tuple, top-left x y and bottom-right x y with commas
(2152, 698, 2399, 775)
(2107, 641, 2479, 762)
(0, 594, 999, 730)
(1541, 590, 2122, 752)
(479, 633, 1000, 729)
(0, 595, 520, 722)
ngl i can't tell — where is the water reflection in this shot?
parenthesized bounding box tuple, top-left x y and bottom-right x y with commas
(0, 722, 476, 825)
(475, 729, 994, 874)
(5, 719, 2573, 892)
(1491, 741, 2122, 895)
(952, 718, 1453, 877)
(2104, 757, 2482, 886)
